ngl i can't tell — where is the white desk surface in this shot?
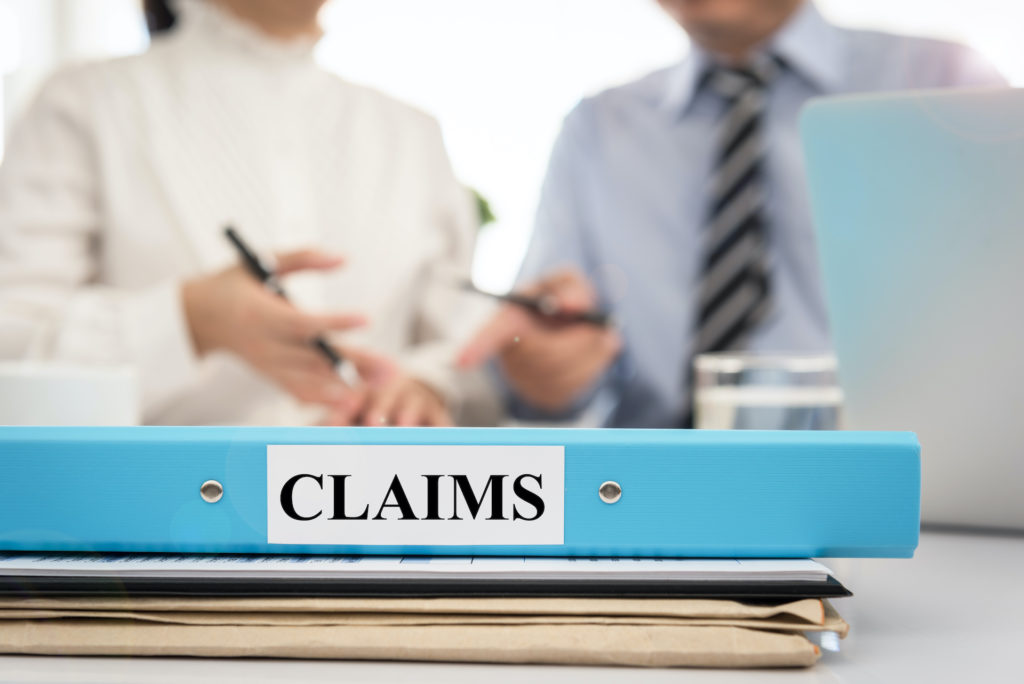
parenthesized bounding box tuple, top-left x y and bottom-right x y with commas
(1, 530, 1021, 684)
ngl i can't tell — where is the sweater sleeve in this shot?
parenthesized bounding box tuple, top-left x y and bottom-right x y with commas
(0, 68, 201, 420)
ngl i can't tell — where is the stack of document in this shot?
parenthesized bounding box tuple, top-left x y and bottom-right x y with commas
(0, 554, 849, 667)
(0, 426, 914, 667)
(0, 554, 837, 584)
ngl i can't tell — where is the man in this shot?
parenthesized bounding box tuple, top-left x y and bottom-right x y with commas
(460, 0, 1005, 427)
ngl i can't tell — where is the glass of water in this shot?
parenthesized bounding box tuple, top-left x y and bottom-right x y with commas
(693, 353, 843, 430)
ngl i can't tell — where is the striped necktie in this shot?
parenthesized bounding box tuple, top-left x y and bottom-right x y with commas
(693, 59, 778, 356)
(682, 59, 778, 428)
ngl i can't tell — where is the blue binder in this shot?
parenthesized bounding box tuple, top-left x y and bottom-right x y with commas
(0, 427, 920, 558)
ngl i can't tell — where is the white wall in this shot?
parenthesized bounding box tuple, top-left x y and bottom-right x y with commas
(2, 0, 1021, 288)
(316, 0, 1024, 290)
(0, 0, 146, 157)
(317, 0, 685, 291)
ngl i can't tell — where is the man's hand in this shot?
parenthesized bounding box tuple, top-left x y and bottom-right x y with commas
(457, 269, 621, 413)
(182, 250, 367, 406)
(320, 347, 453, 427)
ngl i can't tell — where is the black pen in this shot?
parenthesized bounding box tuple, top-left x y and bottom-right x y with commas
(460, 280, 612, 328)
(224, 226, 360, 386)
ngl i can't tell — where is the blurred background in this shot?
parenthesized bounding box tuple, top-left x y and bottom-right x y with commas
(2, 0, 1022, 292)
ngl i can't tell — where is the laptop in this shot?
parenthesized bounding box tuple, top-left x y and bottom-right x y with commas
(801, 89, 1024, 531)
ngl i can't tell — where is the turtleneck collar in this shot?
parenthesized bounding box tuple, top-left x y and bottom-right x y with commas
(173, 0, 321, 64)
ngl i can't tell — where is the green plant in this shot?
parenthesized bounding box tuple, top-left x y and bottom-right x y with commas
(470, 187, 496, 229)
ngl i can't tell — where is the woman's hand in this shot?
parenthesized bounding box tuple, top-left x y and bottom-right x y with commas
(182, 249, 367, 406)
(319, 347, 453, 427)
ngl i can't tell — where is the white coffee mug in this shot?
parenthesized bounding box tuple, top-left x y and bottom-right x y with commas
(0, 362, 140, 426)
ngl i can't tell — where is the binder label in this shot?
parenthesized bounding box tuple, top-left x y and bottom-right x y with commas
(267, 444, 564, 546)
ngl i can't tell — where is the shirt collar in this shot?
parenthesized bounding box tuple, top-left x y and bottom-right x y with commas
(660, 2, 845, 117)
(771, 1, 845, 94)
(660, 48, 710, 118)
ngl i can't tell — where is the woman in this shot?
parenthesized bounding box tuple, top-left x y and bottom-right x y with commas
(0, 0, 496, 426)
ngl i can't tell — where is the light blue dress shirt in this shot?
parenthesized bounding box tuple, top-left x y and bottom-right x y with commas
(511, 2, 1005, 428)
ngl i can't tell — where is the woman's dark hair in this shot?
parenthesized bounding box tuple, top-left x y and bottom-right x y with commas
(143, 0, 177, 36)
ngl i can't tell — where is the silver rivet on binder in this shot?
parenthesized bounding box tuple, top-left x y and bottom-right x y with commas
(599, 481, 622, 504)
(200, 480, 224, 503)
